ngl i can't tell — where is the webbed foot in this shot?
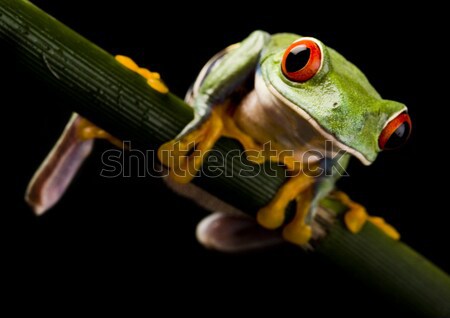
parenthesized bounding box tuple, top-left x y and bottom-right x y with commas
(257, 171, 315, 246)
(333, 191, 400, 240)
(115, 55, 168, 94)
(158, 109, 224, 183)
(157, 102, 266, 183)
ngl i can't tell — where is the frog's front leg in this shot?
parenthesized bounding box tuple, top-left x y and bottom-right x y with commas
(158, 106, 225, 183)
(157, 30, 270, 183)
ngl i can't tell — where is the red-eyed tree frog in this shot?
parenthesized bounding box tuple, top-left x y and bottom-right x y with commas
(26, 31, 411, 250)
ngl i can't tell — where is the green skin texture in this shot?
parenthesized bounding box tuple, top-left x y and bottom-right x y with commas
(186, 30, 408, 223)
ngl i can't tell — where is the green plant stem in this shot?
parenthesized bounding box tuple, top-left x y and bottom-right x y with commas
(1, 1, 449, 315)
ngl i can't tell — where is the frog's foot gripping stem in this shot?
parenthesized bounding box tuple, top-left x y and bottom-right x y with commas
(257, 171, 316, 246)
(333, 191, 400, 240)
(115, 55, 169, 94)
(158, 110, 222, 183)
(25, 114, 122, 215)
(158, 102, 263, 183)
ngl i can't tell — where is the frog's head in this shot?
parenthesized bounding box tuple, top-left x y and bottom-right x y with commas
(259, 34, 411, 165)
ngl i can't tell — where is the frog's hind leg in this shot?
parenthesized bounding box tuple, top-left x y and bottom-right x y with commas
(25, 114, 123, 215)
(26, 55, 163, 215)
(197, 211, 284, 252)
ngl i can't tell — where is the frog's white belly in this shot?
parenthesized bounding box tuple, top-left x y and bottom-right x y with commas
(234, 76, 340, 163)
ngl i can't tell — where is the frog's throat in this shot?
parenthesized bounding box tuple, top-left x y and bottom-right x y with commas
(254, 74, 372, 166)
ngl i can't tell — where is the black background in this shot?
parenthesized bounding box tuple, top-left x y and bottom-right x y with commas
(2, 0, 448, 315)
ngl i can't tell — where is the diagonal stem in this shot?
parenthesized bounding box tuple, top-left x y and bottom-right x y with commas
(1, 1, 449, 315)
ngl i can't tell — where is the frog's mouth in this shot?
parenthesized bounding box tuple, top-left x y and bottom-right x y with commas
(254, 72, 373, 165)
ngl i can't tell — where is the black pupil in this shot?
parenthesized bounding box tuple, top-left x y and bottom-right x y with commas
(385, 122, 410, 149)
(285, 45, 311, 73)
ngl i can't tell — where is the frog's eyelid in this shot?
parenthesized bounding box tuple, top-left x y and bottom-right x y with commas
(381, 109, 409, 130)
(290, 37, 325, 76)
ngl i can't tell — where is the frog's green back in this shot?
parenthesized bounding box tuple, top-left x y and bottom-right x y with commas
(260, 33, 406, 164)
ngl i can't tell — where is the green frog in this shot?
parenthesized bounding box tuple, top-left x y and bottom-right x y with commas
(157, 31, 411, 246)
(26, 31, 411, 248)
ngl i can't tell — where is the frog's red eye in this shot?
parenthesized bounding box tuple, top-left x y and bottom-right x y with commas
(281, 39, 322, 82)
(379, 112, 412, 150)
